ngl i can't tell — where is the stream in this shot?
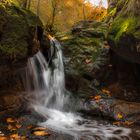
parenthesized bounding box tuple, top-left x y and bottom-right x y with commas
(24, 37, 133, 140)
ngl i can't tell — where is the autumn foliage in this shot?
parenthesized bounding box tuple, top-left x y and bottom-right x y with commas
(13, 0, 107, 33)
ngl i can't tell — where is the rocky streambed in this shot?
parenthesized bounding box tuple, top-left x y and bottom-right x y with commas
(0, 0, 140, 140)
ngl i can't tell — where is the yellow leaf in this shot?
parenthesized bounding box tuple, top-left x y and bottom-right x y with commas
(102, 89, 110, 94)
(6, 118, 15, 123)
(117, 113, 123, 119)
(101, 88, 111, 97)
(48, 35, 54, 40)
(33, 131, 50, 136)
(124, 121, 133, 126)
(21, 136, 26, 140)
(33, 127, 47, 131)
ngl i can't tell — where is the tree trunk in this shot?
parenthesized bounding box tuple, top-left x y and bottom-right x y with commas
(27, 0, 31, 10)
(22, 0, 28, 8)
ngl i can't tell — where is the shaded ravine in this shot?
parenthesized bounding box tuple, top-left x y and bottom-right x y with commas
(24, 37, 133, 140)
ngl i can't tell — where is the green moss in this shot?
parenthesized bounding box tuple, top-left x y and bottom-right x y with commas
(109, 16, 139, 42)
(109, 8, 117, 17)
(0, 4, 43, 58)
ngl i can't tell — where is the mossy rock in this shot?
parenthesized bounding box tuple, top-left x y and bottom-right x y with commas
(0, 2, 43, 90)
(0, 3, 43, 61)
(107, 0, 140, 64)
(58, 20, 108, 74)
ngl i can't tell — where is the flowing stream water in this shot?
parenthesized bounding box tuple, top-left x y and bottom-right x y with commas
(25, 37, 132, 140)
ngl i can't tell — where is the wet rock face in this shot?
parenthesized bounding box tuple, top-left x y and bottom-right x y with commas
(0, 90, 26, 118)
(0, 3, 43, 90)
(107, 52, 140, 102)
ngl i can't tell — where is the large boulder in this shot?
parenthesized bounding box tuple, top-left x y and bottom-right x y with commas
(85, 96, 140, 123)
(57, 20, 109, 96)
(58, 20, 108, 74)
(0, 2, 43, 90)
(107, 0, 140, 64)
(0, 1, 44, 116)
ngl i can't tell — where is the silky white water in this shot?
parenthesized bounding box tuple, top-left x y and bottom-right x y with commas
(25, 37, 132, 140)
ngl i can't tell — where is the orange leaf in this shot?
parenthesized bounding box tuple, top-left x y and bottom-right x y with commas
(33, 131, 50, 136)
(113, 121, 121, 125)
(10, 134, 20, 139)
(8, 124, 17, 131)
(6, 118, 15, 123)
(27, 125, 33, 130)
(0, 136, 8, 140)
(16, 124, 22, 129)
(94, 95, 101, 100)
(33, 127, 47, 131)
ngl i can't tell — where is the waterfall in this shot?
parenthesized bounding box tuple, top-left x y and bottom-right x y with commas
(25, 37, 71, 111)
(25, 37, 132, 140)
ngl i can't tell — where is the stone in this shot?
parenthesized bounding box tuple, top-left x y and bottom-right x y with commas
(0, 2, 43, 90)
(85, 98, 140, 123)
(107, 0, 140, 64)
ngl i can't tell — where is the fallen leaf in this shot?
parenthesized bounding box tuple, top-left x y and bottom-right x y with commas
(85, 59, 92, 64)
(6, 118, 15, 123)
(27, 125, 33, 130)
(10, 134, 20, 139)
(94, 95, 101, 100)
(101, 88, 111, 97)
(48, 35, 54, 40)
(15, 124, 22, 129)
(8, 124, 17, 131)
(33, 131, 50, 136)
(113, 122, 121, 125)
(117, 113, 123, 119)
(124, 121, 134, 126)
(0, 136, 8, 140)
(113, 121, 134, 126)
(21, 136, 26, 140)
(33, 127, 47, 131)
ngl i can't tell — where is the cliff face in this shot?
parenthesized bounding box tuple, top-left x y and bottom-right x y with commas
(0, 2, 43, 90)
(107, 0, 140, 64)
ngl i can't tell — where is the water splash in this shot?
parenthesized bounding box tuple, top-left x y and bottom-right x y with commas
(25, 37, 132, 140)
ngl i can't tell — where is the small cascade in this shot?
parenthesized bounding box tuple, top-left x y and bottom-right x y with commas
(25, 38, 69, 111)
(25, 37, 132, 140)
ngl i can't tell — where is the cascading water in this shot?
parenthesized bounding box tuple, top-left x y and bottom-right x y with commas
(25, 37, 132, 140)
